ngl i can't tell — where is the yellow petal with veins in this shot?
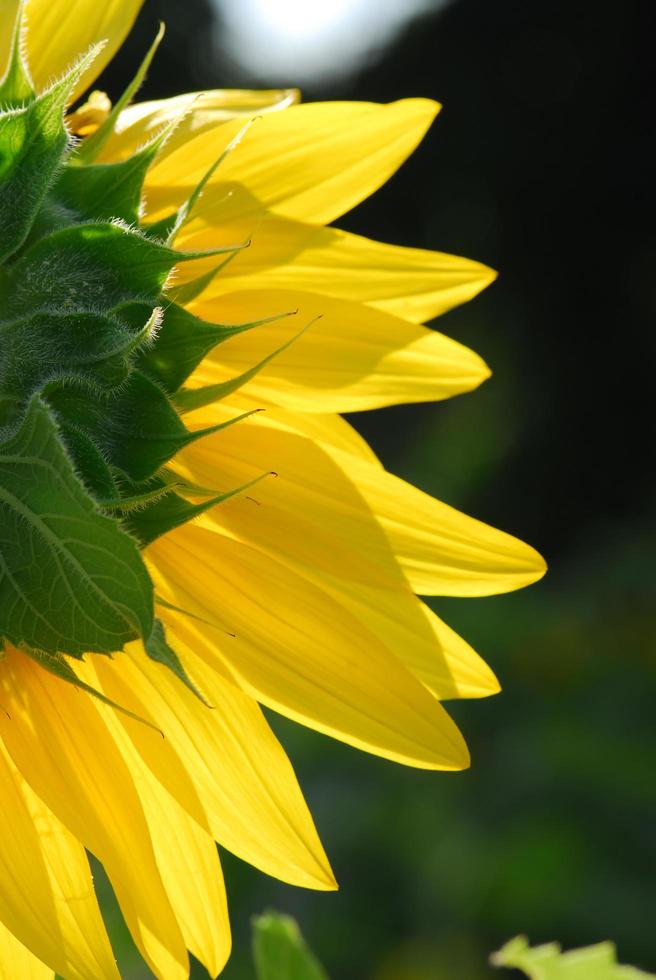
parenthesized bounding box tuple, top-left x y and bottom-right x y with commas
(147, 523, 470, 771)
(181, 214, 496, 326)
(76, 659, 232, 979)
(172, 409, 498, 700)
(144, 99, 440, 227)
(85, 649, 336, 892)
(19, 0, 144, 100)
(0, 739, 118, 980)
(0, 650, 188, 980)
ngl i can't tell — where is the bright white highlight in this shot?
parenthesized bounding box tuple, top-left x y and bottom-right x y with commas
(214, 0, 451, 84)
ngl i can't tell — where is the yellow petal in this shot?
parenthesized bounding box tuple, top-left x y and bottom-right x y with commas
(0, 920, 53, 980)
(145, 99, 440, 227)
(344, 453, 547, 596)
(22, 0, 144, 100)
(147, 523, 470, 771)
(182, 215, 496, 325)
(76, 661, 231, 979)
(87, 649, 335, 892)
(0, 650, 188, 980)
(98, 89, 299, 164)
(0, 739, 118, 980)
(187, 288, 489, 412)
(173, 405, 405, 590)
(173, 409, 497, 700)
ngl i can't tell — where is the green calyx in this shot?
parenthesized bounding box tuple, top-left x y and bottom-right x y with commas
(0, 15, 287, 700)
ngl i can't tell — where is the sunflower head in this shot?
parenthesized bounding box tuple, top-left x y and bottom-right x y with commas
(0, 1, 546, 977)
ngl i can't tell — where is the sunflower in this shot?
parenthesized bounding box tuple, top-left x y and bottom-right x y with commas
(0, 1, 545, 977)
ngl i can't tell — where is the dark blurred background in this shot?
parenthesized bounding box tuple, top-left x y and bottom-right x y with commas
(97, 0, 655, 976)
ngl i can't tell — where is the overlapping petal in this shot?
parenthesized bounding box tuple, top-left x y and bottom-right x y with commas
(85, 649, 336, 892)
(0, 737, 117, 980)
(147, 523, 470, 771)
(179, 400, 545, 598)
(143, 98, 440, 227)
(0, 650, 188, 980)
(74, 664, 232, 978)
(186, 289, 489, 412)
(182, 215, 496, 325)
(173, 404, 499, 699)
(99, 89, 299, 164)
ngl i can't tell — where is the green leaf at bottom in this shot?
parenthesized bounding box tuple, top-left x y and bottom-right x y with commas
(491, 936, 656, 980)
(253, 911, 329, 980)
(0, 395, 153, 656)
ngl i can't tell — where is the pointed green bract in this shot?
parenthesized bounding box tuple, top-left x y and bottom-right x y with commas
(175, 315, 315, 412)
(53, 128, 171, 224)
(74, 22, 166, 165)
(126, 470, 273, 546)
(129, 300, 296, 393)
(24, 647, 162, 731)
(0, 29, 291, 691)
(144, 618, 210, 704)
(0, 1, 34, 107)
(0, 44, 101, 262)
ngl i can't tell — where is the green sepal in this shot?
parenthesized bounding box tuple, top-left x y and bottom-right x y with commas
(57, 420, 119, 501)
(123, 300, 294, 393)
(165, 252, 240, 305)
(0, 1, 35, 107)
(144, 618, 210, 705)
(44, 369, 194, 482)
(22, 647, 162, 732)
(74, 23, 166, 165)
(98, 481, 179, 515)
(52, 123, 173, 224)
(125, 470, 274, 546)
(174, 315, 315, 412)
(0, 43, 101, 263)
(0, 394, 153, 656)
(2, 222, 181, 317)
(0, 308, 158, 410)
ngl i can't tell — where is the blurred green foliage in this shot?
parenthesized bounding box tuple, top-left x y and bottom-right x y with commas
(252, 912, 328, 980)
(491, 936, 656, 980)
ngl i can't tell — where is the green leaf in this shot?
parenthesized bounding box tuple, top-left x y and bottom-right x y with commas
(0, 44, 101, 263)
(491, 936, 656, 979)
(144, 618, 210, 704)
(252, 912, 329, 980)
(0, 395, 153, 656)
